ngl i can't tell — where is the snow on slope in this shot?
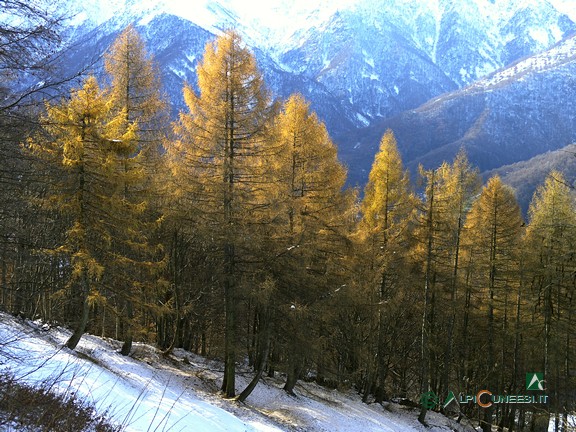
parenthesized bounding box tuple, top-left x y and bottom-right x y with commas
(468, 33, 576, 91)
(0, 314, 280, 432)
(550, 0, 576, 22)
(0, 313, 473, 432)
(63, 0, 354, 50)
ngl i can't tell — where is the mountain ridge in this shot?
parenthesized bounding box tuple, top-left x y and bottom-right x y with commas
(485, 143, 576, 214)
(339, 30, 576, 183)
(52, 0, 576, 191)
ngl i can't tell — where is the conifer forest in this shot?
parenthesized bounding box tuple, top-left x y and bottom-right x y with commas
(1, 11, 575, 431)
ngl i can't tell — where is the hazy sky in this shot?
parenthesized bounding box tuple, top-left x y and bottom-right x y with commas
(174, 0, 348, 32)
(70, 0, 576, 38)
(217, 0, 576, 24)
(551, 0, 576, 21)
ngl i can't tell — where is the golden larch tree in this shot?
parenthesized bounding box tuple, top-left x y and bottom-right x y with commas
(356, 129, 414, 403)
(27, 76, 137, 350)
(524, 171, 576, 426)
(270, 93, 349, 395)
(462, 175, 523, 432)
(168, 30, 276, 398)
(103, 24, 168, 356)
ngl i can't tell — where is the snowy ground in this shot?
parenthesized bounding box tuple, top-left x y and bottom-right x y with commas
(0, 312, 474, 432)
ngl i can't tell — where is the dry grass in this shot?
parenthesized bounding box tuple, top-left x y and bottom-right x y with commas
(0, 371, 120, 432)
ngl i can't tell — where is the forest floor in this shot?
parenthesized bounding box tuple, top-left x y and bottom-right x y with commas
(0, 312, 476, 431)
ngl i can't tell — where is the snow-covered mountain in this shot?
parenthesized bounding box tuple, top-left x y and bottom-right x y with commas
(62, 0, 576, 123)
(340, 32, 576, 189)
(279, 0, 575, 125)
(59, 0, 366, 135)
(53, 0, 576, 182)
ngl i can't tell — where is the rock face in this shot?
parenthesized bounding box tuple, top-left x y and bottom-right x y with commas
(54, 0, 576, 184)
(485, 143, 576, 215)
(340, 34, 576, 186)
(277, 0, 576, 125)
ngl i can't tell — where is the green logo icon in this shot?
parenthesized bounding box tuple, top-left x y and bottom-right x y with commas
(443, 390, 458, 409)
(420, 391, 439, 409)
(526, 373, 545, 391)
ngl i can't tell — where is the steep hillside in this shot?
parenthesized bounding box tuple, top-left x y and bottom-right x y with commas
(341, 34, 576, 186)
(486, 143, 576, 214)
(0, 313, 473, 432)
(280, 0, 576, 124)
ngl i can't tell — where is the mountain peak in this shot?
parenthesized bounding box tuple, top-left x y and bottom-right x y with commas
(55, 0, 576, 194)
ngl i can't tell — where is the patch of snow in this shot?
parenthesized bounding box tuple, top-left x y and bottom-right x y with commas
(363, 50, 375, 68)
(361, 69, 380, 80)
(169, 66, 186, 79)
(529, 27, 550, 46)
(469, 34, 576, 91)
(68, 11, 89, 26)
(503, 31, 516, 44)
(356, 112, 370, 126)
(0, 312, 474, 432)
(475, 62, 496, 79)
(430, 0, 442, 63)
(550, 24, 563, 42)
(138, 9, 162, 26)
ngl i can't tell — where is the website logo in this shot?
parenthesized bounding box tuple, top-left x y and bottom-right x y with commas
(420, 391, 439, 409)
(526, 373, 545, 391)
(443, 391, 457, 409)
(419, 373, 548, 410)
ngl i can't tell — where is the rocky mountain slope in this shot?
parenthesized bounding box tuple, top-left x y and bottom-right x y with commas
(280, 0, 576, 125)
(49, 0, 576, 185)
(485, 143, 576, 214)
(341, 32, 576, 186)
